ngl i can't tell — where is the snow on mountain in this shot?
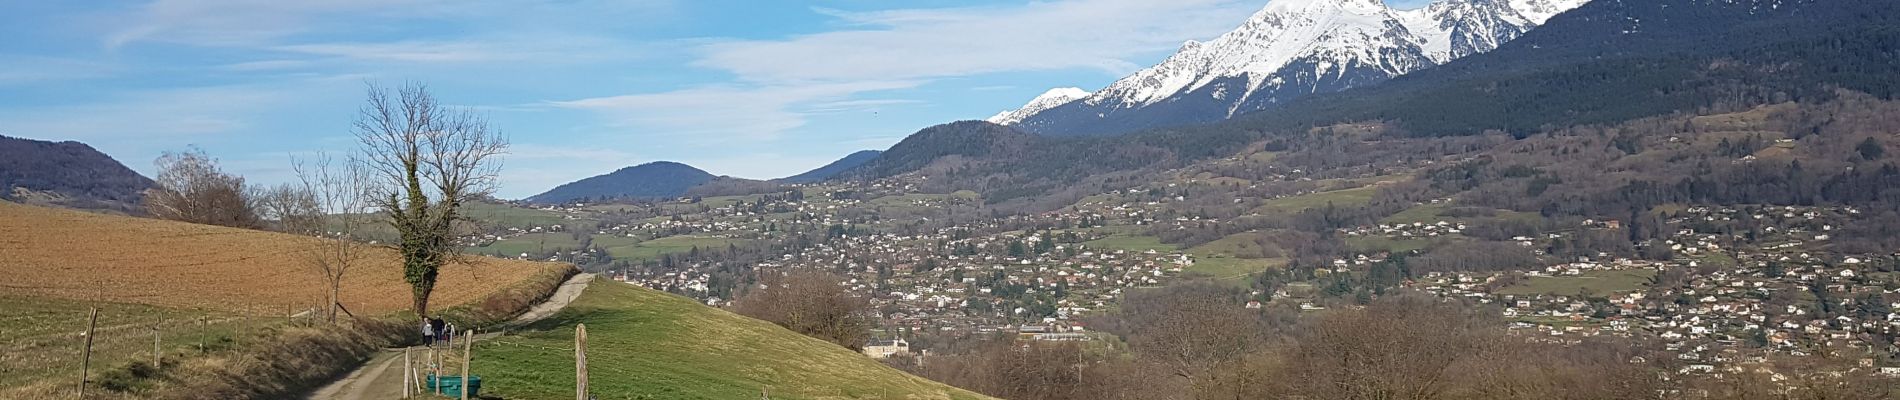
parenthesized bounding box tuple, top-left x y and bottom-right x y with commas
(986, 87, 1092, 125)
(1508, 0, 1591, 24)
(1008, 0, 1590, 136)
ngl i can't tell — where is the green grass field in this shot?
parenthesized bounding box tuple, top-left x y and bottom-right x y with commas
(470, 282, 992, 400)
(1344, 235, 1439, 254)
(1083, 234, 1175, 253)
(1183, 257, 1286, 283)
(601, 235, 743, 263)
(463, 202, 577, 230)
(469, 232, 589, 257)
(1381, 203, 1544, 226)
(1183, 232, 1288, 282)
(1254, 186, 1379, 215)
(1495, 270, 1657, 297)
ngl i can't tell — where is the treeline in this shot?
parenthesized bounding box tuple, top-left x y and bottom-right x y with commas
(898, 280, 1900, 400)
(896, 284, 1693, 400)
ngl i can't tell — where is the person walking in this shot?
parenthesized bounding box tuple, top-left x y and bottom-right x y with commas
(421, 317, 435, 347)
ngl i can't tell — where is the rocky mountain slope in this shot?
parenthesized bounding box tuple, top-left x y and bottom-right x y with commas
(1000, 0, 1588, 137)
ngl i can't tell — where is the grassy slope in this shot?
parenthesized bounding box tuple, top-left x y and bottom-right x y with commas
(1496, 270, 1658, 297)
(1184, 232, 1287, 283)
(473, 282, 992, 400)
(1253, 186, 1379, 215)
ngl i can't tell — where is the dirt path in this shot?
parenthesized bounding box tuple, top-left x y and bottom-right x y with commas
(304, 273, 595, 400)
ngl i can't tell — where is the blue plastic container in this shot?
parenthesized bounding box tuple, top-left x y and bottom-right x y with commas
(425, 374, 483, 398)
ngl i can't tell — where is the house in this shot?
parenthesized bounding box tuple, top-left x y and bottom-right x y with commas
(863, 338, 911, 359)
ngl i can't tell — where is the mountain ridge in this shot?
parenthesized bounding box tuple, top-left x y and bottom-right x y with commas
(526, 161, 717, 204)
(1003, 0, 1587, 137)
(779, 150, 884, 183)
(0, 135, 153, 213)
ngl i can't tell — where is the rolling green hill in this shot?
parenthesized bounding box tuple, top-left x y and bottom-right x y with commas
(471, 282, 992, 400)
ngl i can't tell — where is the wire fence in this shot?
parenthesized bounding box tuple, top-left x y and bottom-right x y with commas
(0, 299, 336, 398)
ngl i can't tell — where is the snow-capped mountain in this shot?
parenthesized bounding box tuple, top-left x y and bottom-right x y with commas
(1006, 0, 1589, 137)
(986, 87, 1091, 125)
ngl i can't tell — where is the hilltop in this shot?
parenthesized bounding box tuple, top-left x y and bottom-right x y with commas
(527, 161, 717, 204)
(473, 281, 994, 400)
(0, 135, 152, 213)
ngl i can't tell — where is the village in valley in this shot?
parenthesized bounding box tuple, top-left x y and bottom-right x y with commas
(461, 161, 1900, 381)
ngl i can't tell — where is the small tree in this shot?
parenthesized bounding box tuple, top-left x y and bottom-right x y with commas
(353, 83, 506, 317)
(279, 154, 372, 322)
(144, 148, 261, 229)
(732, 270, 875, 350)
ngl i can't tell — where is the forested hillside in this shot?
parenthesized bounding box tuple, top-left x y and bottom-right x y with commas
(0, 135, 152, 213)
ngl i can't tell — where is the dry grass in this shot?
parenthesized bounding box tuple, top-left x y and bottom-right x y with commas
(0, 202, 577, 399)
(0, 201, 562, 315)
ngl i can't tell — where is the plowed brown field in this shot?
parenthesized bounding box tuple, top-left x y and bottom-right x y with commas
(0, 201, 562, 315)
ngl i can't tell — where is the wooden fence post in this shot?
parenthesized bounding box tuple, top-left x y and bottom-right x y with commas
(576, 323, 588, 400)
(403, 347, 412, 399)
(78, 307, 98, 400)
(152, 322, 162, 369)
(461, 330, 473, 400)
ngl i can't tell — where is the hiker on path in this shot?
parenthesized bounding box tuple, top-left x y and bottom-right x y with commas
(429, 317, 447, 345)
(421, 318, 435, 347)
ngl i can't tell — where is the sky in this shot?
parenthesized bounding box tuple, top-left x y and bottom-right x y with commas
(0, 0, 1427, 199)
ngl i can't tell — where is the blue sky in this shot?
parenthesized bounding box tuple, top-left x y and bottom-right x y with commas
(0, 0, 1425, 199)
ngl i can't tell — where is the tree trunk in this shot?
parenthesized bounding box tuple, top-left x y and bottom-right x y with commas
(329, 282, 341, 322)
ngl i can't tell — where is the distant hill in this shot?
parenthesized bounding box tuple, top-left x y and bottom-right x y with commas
(0, 135, 153, 213)
(778, 150, 882, 183)
(471, 281, 994, 400)
(526, 161, 716, 204)
(845, 121, 1042, 180)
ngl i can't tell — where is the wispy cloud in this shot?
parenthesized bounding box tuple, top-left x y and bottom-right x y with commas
(695, 0, 1256, 83)
(548, 80, 921, 142)
(0, 55, 120, 85)
(104, 0, 447, 48)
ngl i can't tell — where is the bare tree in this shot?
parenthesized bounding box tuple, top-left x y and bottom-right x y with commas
(1114, 281, 1267, 383)
(281, 154, 371, 322)
(255, 182, 320, 232)
(732, 270, 875, 350)
(353, 83, 506, 317)
(144, 148, 261, 229)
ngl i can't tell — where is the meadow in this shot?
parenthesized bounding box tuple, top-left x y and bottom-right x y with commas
(1496, 270, 1659, 297)
(470, 282, 992, 400)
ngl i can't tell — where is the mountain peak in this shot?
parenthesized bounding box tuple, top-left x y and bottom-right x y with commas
(527, 161, 716, 203)
(1011, 0, 1589, 137)
(986, 87, 1092, 126)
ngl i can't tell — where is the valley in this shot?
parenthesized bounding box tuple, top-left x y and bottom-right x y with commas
(5, 0, 1900, 398)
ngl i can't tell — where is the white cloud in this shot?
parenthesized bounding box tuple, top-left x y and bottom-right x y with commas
(0, 55, 119, 85)
(104, 0, 447, 48)
(548, 80, 921, 142)
(104, 0, 676, 49)
(695, 0, 1257, 83)
(0, 85, 285, 141)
